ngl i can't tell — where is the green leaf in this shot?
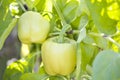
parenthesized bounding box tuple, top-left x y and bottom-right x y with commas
(3, 59, 29, 80)
(24, 0, 34, 10)
(0, 0, 13, 36)
(0, 0, 16, 50)
(62, 0, 79, 23)
(85, 0, 117, 35)
(93, 36, 108, 49)
(83, 34, 95, 44)
(77, 27, 86, 43)
(0, 54, 8, 80)
(79, 14, 89, 30)
(71, 13, 88, 29)
(20, 73, 49, 80)
(38, 65, 46, 75)
(71, 16, 81, 29)
(35, 0, 46, 12)
(0, 18, 17, 50)
(93, 50, 120, 80)
(79, 0, 90, 16)
(49, 76, 66, 80)
(77, 15, 88, 43)
(81, 43, 96, 70)
(56, 0, 67, 10)
(27, 0, 40, 7)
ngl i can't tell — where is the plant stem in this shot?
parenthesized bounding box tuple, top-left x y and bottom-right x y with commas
(51, 0, 71, 43)
(105, 36, 120, 48)
(58, 24, 71, 43)
(49, 32, 60, 37)
(75, 43, 82, 80)
(51, 0, 66, 25)
(34, 44, 41, 72)
(89, 32, 120, 48)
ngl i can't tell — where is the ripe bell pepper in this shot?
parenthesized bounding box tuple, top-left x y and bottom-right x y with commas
(41, 37, 76, 76)
(18, 11, 50, 44)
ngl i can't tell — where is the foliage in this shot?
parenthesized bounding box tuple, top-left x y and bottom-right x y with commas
(93, 50, 120, 80)
(0, 0, 120, 80)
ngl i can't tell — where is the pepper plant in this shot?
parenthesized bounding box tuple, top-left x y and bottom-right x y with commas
(0, 0, 120, 80)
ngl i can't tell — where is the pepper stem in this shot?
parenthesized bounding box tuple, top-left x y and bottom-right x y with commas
(58, 24, 71, 43)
